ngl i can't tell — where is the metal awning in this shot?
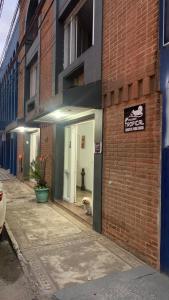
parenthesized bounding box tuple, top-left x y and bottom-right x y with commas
(10, 126, 39, 133)
(33, 106, 96, 123)
(5, 119, 39, 133)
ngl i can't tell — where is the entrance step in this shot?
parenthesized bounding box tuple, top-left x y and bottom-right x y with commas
(55, 199, 92, 226)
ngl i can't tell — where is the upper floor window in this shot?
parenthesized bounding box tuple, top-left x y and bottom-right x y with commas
(164, 0, 169, 45)
(64, 0, 94, 69)
(29, 62, 37, 99)
(26, 0, 38, 50)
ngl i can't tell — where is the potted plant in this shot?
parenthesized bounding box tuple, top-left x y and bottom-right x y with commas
(30, 156, 49, 203)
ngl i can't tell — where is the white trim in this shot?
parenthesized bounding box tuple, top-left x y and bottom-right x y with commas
(63, 23, 71, 68)
(92, 0, 95, 46)
(63, 0, 94, 67)
(63, 0, 87, 26)
(63, 126, 71, 201)
(30, 130, 40, 164)
(70, 125, 77, 203)
(70, 18, 73, 64)
(75, 16, 78, 59)
(63, 125, 77, 203)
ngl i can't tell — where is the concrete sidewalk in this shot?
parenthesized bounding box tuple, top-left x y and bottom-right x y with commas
(0, 168, 16, 181)
(2, 177, 143, 299)
(53, 266, 169, 300)
(0, 240, 33, 300)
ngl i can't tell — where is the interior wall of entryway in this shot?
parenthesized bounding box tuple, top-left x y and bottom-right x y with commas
(30, 130, 40, 163)
(76, 121, 94, 191)
(23, 130, 40, 180)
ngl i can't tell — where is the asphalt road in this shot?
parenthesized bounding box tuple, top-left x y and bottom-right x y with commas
(0, 238, 35, 300)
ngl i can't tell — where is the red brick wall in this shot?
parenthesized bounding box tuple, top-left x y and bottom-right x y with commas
(40, 0, 55, 106)
(38, 0, 55, 188)
(17, 1, 55, 184)
(102, 0, 159, 91)
(102, 0, 161, 268)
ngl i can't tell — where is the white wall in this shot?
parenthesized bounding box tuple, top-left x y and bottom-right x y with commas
(76, 121, 94, 191)
(30, 130, 40, 164)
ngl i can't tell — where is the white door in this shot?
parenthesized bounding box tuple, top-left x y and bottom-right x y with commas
(63, 125, 77, 203)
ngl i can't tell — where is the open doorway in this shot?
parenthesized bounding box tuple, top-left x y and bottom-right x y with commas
(63, 120, 94, 223)
(29, 130, 40, 185)
(30, 129, 40, 164)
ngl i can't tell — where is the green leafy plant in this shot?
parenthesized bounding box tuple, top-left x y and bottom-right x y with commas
(30, 156, 48, 189)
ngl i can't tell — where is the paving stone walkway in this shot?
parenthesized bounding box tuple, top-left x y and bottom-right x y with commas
(0, 239, 34, 300)
(1, 175, 143, 299)
(53, 266, 169, 300)
(0, 168, 16, 181)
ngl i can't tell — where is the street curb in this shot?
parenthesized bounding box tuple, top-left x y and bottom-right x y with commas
(5, 222, 41, 300)
(5, 222, 27, 267)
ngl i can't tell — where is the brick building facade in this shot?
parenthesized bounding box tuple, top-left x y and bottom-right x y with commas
(3, 0, 169, 273)
(102, 0, 161, 268)
(16, 0, 55, 187)
(15, 0, 103, 232)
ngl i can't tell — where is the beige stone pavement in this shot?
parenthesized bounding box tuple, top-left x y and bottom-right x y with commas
(2, 178, 143, 299)
(0, 240, 34, 300)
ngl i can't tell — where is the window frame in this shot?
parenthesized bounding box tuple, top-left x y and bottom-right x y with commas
(163, 0, 169, 46)
(63, 0, 95, 69)
(29, 62, 38, 99)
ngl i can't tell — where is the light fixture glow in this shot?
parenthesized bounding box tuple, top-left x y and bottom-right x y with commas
(18, 126, 25, 133)
(51, 110, 67, 119)
(10, 126, 39, 133)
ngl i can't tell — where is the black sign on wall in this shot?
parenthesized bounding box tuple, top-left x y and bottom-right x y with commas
(95, 142, 102, 154)
(124, 104, 145, 133)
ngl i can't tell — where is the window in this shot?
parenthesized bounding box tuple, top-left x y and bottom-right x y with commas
(164, 0, 169, 45)
(64, 0, 94, 68)
(76, 0, 93, 57)
(30, 63, 37, 98)
(26, 0, 38, 50)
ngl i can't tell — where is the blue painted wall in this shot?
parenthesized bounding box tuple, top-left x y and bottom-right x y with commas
(0, 20, 19, 175)
(160, 0, 169, 273)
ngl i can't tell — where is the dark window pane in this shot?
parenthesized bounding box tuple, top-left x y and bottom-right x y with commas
(164, 0, 169, 44)
(77, 0, 93, 57)
(26, 0, 38, 50)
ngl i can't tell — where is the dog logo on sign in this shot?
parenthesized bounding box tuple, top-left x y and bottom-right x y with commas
(124, 104, 145, 133)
